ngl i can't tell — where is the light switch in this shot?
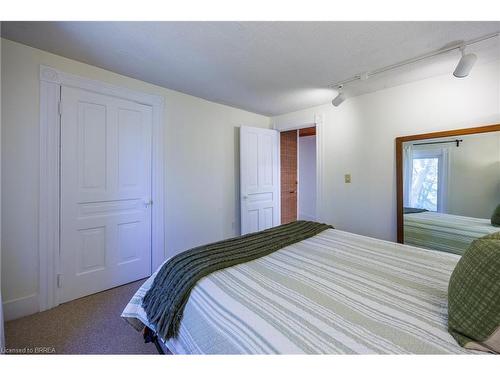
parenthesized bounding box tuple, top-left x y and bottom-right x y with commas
(344, 174, 351, 183)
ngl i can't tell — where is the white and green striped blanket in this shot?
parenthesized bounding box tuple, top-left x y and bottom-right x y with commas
(122, 229, 479, 354)
(404, 212, 499, 255)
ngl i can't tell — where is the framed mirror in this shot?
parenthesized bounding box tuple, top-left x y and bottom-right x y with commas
(396, 124, 500, 255)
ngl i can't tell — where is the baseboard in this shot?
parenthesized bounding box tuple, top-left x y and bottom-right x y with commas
(2, 294, 39, 321)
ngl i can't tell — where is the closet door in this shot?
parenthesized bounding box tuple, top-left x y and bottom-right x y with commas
(59, 86, 152, 303)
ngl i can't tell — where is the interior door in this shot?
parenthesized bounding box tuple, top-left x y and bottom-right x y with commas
(60, 86, 152, 304)
(240, 126, 280, 235)
(280, 130, 298, 224)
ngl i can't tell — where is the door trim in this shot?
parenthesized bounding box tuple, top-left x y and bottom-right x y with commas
(273, 113, 324, 223)
(39, 65, 165, 311)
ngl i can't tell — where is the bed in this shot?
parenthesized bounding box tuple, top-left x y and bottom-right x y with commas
(122, 228, 480, 354)
(404, 211, 499, 255)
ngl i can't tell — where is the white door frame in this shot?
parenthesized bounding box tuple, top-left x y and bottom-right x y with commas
(273, 113, 324, 223)
(39, 65, 165, 311)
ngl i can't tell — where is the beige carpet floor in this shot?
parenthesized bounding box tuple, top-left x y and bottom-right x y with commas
(5, 279, 158, 354)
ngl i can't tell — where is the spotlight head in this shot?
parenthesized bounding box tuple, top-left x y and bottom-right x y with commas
(332, 93, 346, 107)
(453, 47, 477, 78)
(332, 85, 346, 107)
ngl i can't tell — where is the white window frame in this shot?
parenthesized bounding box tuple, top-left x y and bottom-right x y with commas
(39, 65, 165, 311)
(411, 148, 449, 213)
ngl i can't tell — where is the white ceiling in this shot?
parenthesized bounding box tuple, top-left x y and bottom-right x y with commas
(2, 21, 500, 116)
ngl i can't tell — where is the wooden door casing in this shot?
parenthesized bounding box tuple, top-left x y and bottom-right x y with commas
(280, 130, 298, 224)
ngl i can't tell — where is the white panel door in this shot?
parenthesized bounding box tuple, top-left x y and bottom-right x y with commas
(60, 86, 152, 304)
(240, 126, 280, 235)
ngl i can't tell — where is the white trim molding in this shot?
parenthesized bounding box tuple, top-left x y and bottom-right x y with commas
(39, 65, 165, 312)
(2, 294, 39, 321)
(39, 77, 60, 311)
(314, 113, 325, 223)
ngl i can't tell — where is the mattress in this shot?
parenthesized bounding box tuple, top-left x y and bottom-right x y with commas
(122, 229, 479, 354)
(404, 212, 499, 255)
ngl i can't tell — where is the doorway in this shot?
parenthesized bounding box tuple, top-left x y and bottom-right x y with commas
(280, 126, 317, 224)
(38, 65, 165, 312)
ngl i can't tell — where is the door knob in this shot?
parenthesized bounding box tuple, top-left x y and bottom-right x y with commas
(144, 199, 153, 207)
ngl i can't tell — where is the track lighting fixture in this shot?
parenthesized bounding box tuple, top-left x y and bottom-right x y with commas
(331, 85, 345, 107)
(329, 31, 498, 106)
(453, 46, 477, 78)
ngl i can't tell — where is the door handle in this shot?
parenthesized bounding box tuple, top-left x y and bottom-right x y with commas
(144, 199, 153, 207)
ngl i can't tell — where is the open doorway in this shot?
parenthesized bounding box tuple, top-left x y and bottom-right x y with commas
(280, 126, 317, 224)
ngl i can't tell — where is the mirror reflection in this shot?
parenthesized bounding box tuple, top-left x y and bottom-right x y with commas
(403, 131, 500, 255)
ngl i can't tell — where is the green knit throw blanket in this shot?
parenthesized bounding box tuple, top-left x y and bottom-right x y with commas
(142, 220, 333, 340)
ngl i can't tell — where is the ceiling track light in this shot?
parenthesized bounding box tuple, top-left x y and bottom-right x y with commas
(331, 85, 346, 107)
(453, 45, 477, 78)
(329, 31, 499, 107)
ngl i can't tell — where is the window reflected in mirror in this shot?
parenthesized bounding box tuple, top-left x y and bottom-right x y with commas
(402, 131, 500, 255)
(410, 156, 439, 211)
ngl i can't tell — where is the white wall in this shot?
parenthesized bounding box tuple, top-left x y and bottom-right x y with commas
(273, 59, 500, 242)
(1, 39, 270, 320)
(446, 132, 500, 218)
(298, 135, 316, 220)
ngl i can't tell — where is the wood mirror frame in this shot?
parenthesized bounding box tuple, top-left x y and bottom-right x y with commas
(395, 123, 500, 243)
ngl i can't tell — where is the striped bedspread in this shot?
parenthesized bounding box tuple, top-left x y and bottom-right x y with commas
(404, 212, 499, 255)
(122, 229, 478, 354)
